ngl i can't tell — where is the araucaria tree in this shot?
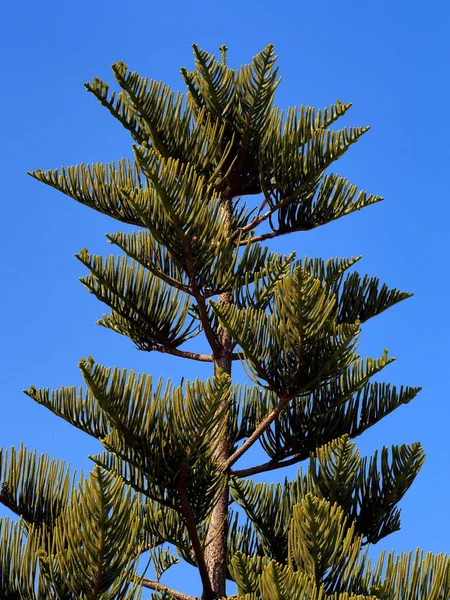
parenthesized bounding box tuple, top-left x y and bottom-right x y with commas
(1, 44, 448, 600)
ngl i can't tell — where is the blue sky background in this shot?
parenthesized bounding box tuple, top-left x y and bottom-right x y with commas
(1, 0, 449, 595)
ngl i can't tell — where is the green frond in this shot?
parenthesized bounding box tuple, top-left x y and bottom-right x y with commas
(339, 383, 420, 441)
(85, 76, 148, 145)
(230, 551, 268, 594)
(354, 443, 425, 542)
(274, 173, 382, 234)
(110, 62, 187, 160)
(25, 384, 110, 440)
(0, 445, 72, 528)
(333, 272, 412, 324)
(83, 360, 229, 521)
(28, 159, 144, 225)
(148, 547, 179, 581)
(231, 436, 423, 572)
(230, 384, 277, 446)
(369, 549, 450, 600)
(259, 560, 319, 600)
(40, 466, 142, 600)
(258, 351, 397, 461)
(110, 61, 230, 177)
(141, 500, 189, 551)
(128, 148, 238, 291)
(259, 376, 419, 468)
(230, 477, 296, 564)
(308, 436, 360, 513)
(0, 517, 41, 600)
(234, 249, 296, 310)
(299, 255, 412, 325)
(288, 495, 363, 590)
(184, 44, 236, 120)
(300, 256, 362, 286)
(213, 266, 358, 397)
(232, 44, 280, 189)
(307, 437, 425, 545)
(107, 230, 190, 293)
(89, 449, 176, 509)
(77, 249, 198, 350)
(261, 108, 369, 211)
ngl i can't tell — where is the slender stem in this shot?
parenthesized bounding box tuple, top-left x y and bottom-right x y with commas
(239, 229, 288, 246)
(232, 454, 304, 478)
(141, 579, 198, 600)
(234, 188, 297, 238)
(235, 175, 316, 239)
(224, 395, 290, 470)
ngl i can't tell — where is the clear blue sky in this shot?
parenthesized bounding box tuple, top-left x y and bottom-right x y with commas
(1, 0, 449, 595)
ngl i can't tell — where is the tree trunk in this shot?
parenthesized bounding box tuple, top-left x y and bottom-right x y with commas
(204, 194, 233, 598)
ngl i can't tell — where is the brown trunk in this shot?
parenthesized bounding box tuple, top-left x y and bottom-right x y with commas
(204, 194, 233, 598)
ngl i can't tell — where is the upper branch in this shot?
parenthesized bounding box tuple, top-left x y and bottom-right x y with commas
(141, 579, 198, 600)
(152, 345, 214, 362)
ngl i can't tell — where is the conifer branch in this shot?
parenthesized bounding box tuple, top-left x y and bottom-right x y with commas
(0, 488, 23, 519)
(134, 162, 221, 356)
(236, 203, 279, 236)
(238, 229, 286, 246)
(224, 394, 291, 470)
(231, 454, 302, 478)
(235, 183, 306, 239)
(151, 345, 214, 362)
(141, 579, 198, 600)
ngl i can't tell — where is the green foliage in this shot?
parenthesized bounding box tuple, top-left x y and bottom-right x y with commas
(39, 467, 143, 600)
(1, 42, 440, 600)
(213, 266, 359, 397)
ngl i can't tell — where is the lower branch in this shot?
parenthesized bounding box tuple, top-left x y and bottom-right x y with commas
(141, 579, 198, 600)
(231, 454, 303, 478)
(239, 229, 288, 246)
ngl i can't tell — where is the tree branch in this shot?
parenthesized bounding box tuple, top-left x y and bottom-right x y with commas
(238, 229, 288, 246)
(151, 346, 244, 362)
(141, 579, 198, 600)
(130, 169, 221, 356)
(0, 489, 23, 519)
(231, 454, 304, 478)
(152, 345, 214, 362)
(224, 395, 291, 470)
(234, 184, 304, 239)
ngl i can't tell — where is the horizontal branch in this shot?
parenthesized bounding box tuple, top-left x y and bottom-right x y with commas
(153, 345, 213, 362)
(141, 579, 198, 600)
(239, 229, 286, 246)
(152, 346, 245, 362)
(231, 454, 304, 478)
